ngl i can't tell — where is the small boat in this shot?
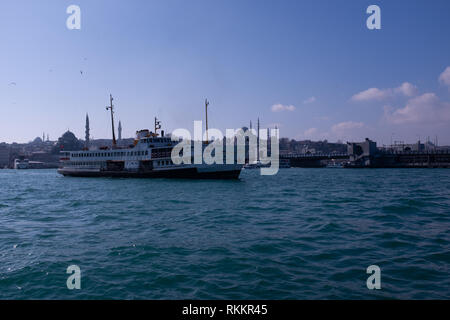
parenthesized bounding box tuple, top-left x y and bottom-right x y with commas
(326, 161, 344, 168)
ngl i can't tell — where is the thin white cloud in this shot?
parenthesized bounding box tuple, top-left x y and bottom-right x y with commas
(298, 122, 365, 142)
(351, 88, 390, 101)
(439, 66, 450, 88)
(328, 121, 365, 142)
(394, 82, 418, 97)
(271, 103, 296, 112)
(303, 127, 318, 137)
(295, 127, 328, 141)
(351, 82, 417, 102)
(303, 96, 316, 104)
(384, 93, 450, 125)
(331, 121, 364, 132)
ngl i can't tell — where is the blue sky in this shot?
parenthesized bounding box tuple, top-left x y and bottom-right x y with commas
(1, 0, 450, 144)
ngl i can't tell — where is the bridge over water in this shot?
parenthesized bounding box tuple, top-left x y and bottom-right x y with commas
(280, 153, 349, 167)
(279, 150, 450, 168)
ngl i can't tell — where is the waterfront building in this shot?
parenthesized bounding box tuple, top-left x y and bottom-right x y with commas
(347, 138, 377, 165)
(0, 143, 11, 168)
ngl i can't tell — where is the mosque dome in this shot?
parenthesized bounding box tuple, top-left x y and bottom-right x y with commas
(52, 130, 83, 153)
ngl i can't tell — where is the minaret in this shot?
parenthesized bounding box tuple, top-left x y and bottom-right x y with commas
(85, 113, 90, 148)
(118, 121, 122, 141)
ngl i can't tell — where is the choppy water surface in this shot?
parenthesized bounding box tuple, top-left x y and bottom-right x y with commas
(0, 168, 449, 299)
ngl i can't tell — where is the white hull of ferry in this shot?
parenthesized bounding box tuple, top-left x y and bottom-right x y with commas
(58, 163, 242, 179)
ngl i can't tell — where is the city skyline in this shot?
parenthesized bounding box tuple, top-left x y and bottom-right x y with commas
(1, 0, 450, 144)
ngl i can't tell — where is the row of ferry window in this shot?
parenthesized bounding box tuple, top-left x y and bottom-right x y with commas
(69, 160, 173, 166)
(157, 160, 173, 166)
(142, 138, 171, 143)
(72, 151, 149, 158)
(70, 162, 103, 166)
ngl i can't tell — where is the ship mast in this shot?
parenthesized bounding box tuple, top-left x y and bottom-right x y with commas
(257, 117, 260, 162)
(205, 98, 209, 143)
(106, 94, 117, 148)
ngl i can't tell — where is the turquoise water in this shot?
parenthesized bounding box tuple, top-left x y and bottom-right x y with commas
(0, 168, 449, 299)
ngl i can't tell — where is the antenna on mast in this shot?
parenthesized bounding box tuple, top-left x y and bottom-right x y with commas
(106, 94, 117, 148)
(205, 98, 210, 143)
(155, 117, 161, 136)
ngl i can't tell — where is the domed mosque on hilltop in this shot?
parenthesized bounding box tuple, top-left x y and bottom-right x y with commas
(32, 137, 43, 144)
(52, 130, 84, 154)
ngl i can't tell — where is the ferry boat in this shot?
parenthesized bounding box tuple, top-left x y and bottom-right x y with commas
(14, 158, 46, 169)
(14, 158, 30, 169)
(57, 96, 243, 179)
(243, 160, 270, 170)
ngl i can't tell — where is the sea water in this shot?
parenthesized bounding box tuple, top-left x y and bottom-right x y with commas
(0, 168, 449, 299)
